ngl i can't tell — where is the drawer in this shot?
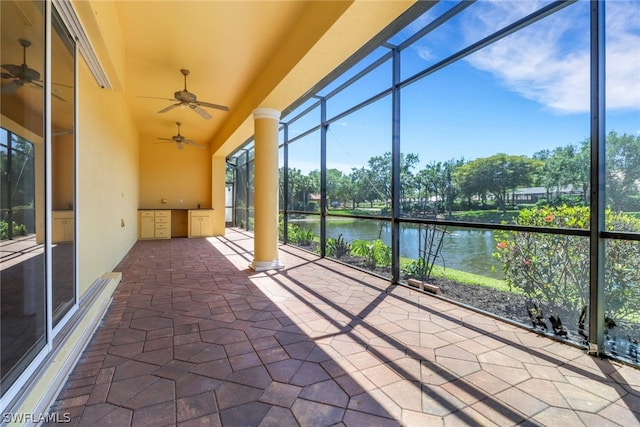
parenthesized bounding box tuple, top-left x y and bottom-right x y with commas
(53, 211, 74, 220)
(155, 222, 169, 229)
(155, 229, 170, 238)
(140, 211, 154, 217)
(155, 210, 170, 218)
(155, 216, 169, 223)
(189, 210, 213, 218)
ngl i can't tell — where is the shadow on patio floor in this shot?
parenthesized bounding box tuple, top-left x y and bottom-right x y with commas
(45, 228, 640, 426)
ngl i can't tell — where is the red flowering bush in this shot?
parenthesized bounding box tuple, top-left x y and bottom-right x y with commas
(494, 205, 640, 329)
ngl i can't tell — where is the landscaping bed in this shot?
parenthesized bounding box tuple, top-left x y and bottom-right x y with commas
(421, 276, 530, 325)
(291, 242, 640, 365)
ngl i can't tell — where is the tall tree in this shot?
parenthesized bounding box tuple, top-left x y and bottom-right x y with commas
(455, 154, 541, 211)
(366, 153, 392, 206)
(606, 131, 640, 211)
(424, 161, 445, 215)
(441, 159, 462, 215)
(534, 144, 587, 203)
(366, 152, 419, 207)
(400, 153, 420, 204)
(325, 168, 344, 206)
(347, 167, 371, 209)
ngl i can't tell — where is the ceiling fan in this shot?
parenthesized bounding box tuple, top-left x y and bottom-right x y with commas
(157, 122, 205, 150)
(1, 38, 65, 101)
(142, 68, 229, 119)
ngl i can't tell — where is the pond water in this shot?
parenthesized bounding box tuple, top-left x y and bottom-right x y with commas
(290, 217, 504, 279)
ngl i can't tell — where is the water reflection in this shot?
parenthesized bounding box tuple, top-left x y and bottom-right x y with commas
(291, 217, 504, 279)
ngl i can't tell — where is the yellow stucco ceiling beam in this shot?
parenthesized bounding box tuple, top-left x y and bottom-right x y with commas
(211, 0, 415, 158)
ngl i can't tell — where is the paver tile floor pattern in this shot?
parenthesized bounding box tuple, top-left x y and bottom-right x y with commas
(45, 228, 640, 426)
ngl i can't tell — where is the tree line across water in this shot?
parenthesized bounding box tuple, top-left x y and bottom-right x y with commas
(282, 131, 640, 215)
(279, 131, 640, 351)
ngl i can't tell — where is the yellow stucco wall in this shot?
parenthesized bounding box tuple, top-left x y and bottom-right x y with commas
(138, 135, 212, 210)
(76, 59, 139, 298)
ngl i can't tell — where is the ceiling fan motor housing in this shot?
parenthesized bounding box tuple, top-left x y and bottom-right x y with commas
(21, 65, 41, 81)
(175, 90, 196, 103)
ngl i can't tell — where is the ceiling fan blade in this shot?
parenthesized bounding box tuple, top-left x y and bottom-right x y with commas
(1, 72, 15, 79)
(195, 100, 230, 112)
(53, 128, 73, 136)
(157, 137, 173, 141)
(137, 95, 177, 101)
(158, 103, 181, 114)
(23, 81, 64, 101)
(51, 91, 66, 102)
(185, 140, 206, 149)
(1, 80, 22, 95)
(53, 81, 74, 89)
(1, 64, 22, 76)
(190, 105, 212, 119)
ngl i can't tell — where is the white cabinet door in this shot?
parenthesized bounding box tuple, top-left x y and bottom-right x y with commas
(188, 210, 214, 237)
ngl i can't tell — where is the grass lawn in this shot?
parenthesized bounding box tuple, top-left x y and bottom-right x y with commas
(327, 207, 521, 224)
(448, 209, 520, 223)
(399, 257, 518, 294)
(429, 265, 520, 294)
(329, 208, 386, 216)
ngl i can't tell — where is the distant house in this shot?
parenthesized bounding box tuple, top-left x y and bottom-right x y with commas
(512, 185, 583, 204)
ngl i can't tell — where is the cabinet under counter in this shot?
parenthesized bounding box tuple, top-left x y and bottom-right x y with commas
(52, 210, 74, 243)
(138, 210, 171, 240)
(138, 209, 214, 239)
(188, 209, 214, 238)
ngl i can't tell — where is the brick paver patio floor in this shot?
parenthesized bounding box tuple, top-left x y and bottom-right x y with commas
(45, 228, 640, 426)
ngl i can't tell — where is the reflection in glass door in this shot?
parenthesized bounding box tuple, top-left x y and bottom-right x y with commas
(0, 0, 46, 396)
(51, 8, 76, 327)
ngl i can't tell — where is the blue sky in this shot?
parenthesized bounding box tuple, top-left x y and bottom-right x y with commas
(285, 0, 640, 174)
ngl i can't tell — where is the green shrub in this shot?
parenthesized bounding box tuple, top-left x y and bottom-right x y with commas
(351, 239, 391, 270)
(402, 257, 431, 281)
(326, 234, 351, 259)
(494, 205, 640, 326)
(294, 228, 316, 246)
(284, 224, 316, 246)
(0, 220, 28, 240)
(278, 217, 316, 246)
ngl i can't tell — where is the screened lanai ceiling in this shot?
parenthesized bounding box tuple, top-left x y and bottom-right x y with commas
(88, 0, 416, 157)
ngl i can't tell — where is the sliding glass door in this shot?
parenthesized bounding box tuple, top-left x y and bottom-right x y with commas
(1, 0, 76, 397)
(0, 0, 47, 396)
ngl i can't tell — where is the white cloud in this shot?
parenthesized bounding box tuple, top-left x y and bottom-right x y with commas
(462, 0, 640, 114)
(414, 45, 435, 62)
